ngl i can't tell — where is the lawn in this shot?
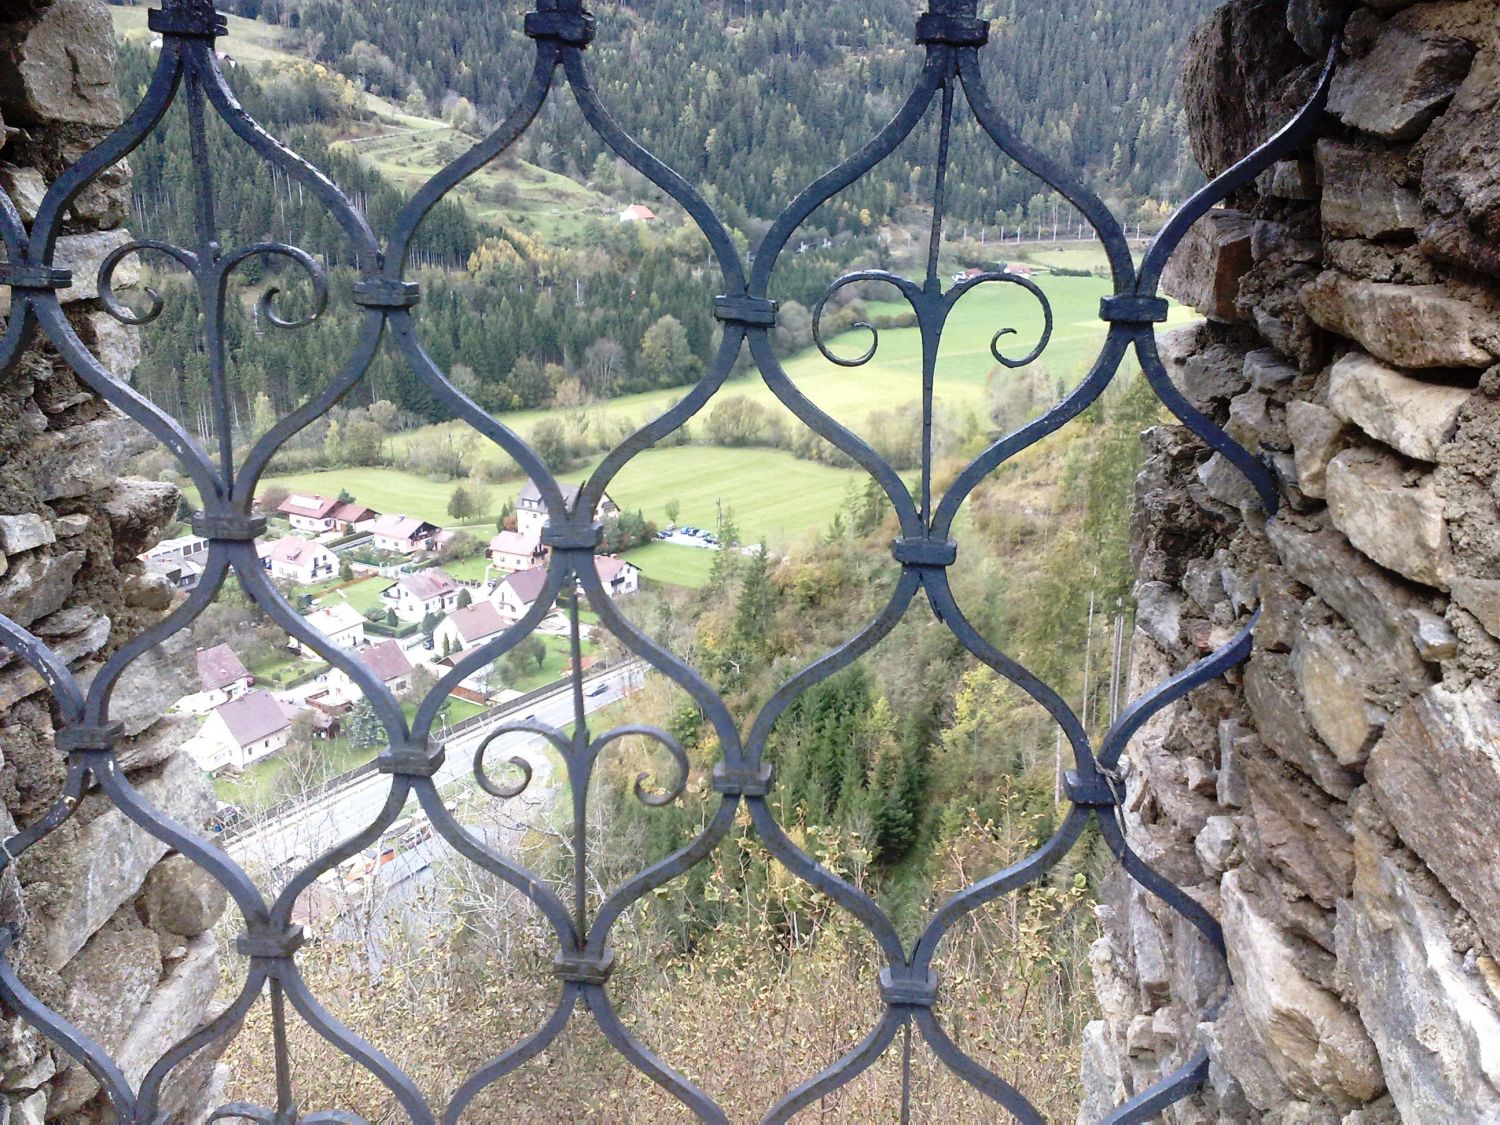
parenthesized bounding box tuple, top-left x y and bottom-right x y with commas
(623, 541, 719, 589)
(252, 467, 501, 528)
(438, 554, 498, 583)
(214, 735, 374, 813)
(294, 575, 390, 617)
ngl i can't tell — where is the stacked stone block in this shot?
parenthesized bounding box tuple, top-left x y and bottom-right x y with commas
(1084, 1, 1500, 1121)
(0, 1, 227, 1121)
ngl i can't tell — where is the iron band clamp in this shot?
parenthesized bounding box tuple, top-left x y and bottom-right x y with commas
(714, 295, 779, 328)
(1065, 769, 1120, 808)
(554, 948, 616, 985)
(915, 13, 990, 47)
(0, 264, 72, 291)
(237, 924, 306, 960)
(1099, 294, 1170, 324)
(891, 537, 958, 568)
(351, 279, 422, 309)
(711, 761, 775, 798)
(377, 741, 446, 778)
(191, 512, 267, 541)
(541, 521, 603, 551)
(55, 723, 125, 753)
(879, 967, 939, 1008)
(524, 10, 597, 47)
(148, 3, 228, 38)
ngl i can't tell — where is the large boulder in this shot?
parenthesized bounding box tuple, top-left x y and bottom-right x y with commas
(1418, 47, 1500, 279)
(1328, 21, 1476, 141)
(1317, 141, 1423, 240)
(0, 0, 121, 127)
(1163, 210, 1255, 323)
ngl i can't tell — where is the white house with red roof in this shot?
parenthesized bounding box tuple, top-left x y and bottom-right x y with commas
(261, 536, 339, 585)
(381, 569, 460, 622)
(370, 514, 441, 555)
(184, 690, 300, 772)
(194, 644, 252, 707)
(434, 601, 509, 655)
(277, 493, 342, 533)
(487, 529, 544, 575)
(619, 203, 657, 223)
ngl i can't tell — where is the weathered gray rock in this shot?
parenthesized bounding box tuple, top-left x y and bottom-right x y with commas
(33, 411, 153, 502)
(1317, 141, 1423, 240)
(1197, 451, 1261, 511)
(91, 631, 194, 738)
(1302, 272, 1500, 370)
(1244, 652, 1361, 799)
(1285, 400, 1348, 498)
(140, 854, 228, 937)
(1196, 816, 1240, 874)
(1366, 685, 1500, 959)
(112, 932, 220, 1096)
(1418, 48, 1500, 279)
(0, 0, 122, 127)
(0, 549, 84, 629)
(1242, 750, 1354, 909)
(1327, 353, 1472, 462)
(1220, 869, 1385, 1107)
(48, 228, 138, 304)
(1291, 624, 1389, 768)
(23, 752, 215, 970)
(0, 515, 53, 556)
(50, 912, 161, 1116)
(1325, 450, 1451, 589)
(1134, 580, 1183, 651)
(1163, 209, 1255, 323)
(1328, 23, 1476, 141)
(1408, 608, 1458, 662)
(1449, 575, 1500, 640)
(1339, 810, 1500, 1122)
(0, 165, 46, 223)
(1265, 521, 1428, 689)
(1245, 348, 1298, 390)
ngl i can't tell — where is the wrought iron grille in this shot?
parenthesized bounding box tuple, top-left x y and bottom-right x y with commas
(0, 0, 1345, 1120)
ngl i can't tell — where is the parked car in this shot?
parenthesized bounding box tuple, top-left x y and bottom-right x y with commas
(587, 683, 609, 697)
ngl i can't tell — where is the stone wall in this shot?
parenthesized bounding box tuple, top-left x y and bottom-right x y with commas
(0, 1, 228, 1121)
(1084, 1, 1500, 1121)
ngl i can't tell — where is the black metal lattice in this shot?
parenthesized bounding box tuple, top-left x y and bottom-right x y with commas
(0, 1, 1345, 1120)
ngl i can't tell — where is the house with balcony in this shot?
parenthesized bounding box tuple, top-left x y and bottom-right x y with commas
(193, 644, 252, 708)
(369, 514, 441, 555)
(486, 529, 544, 575)
(261, 536, 339, 585)
(433, 601, 509, 655)
(491, 565, 551, 622)
(591, 555, 641, 599)
(381, 569, 460, 622)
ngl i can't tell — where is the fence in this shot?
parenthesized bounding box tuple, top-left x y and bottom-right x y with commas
(0, 0, 1346, 1120)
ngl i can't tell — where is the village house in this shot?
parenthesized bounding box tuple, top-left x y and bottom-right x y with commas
(490, 566, 551, 621)
(619, 203, 657, 223)
(140, 534, 209, 590)
(590, 555, 641, 599)
(261, 536, 339, 585)
(381, 569, 460, 622)
(486, 529, 544, 575)
(193, 644, 252, 709)
(277, 493, 343, 534)
(369, 514, 441, 555)
(515, 481, 619, 540)
(359, 639, 415, 696)
(298, 602, 367, 651)
(183, 690, 298, 773)
(434, 601, 509, 655)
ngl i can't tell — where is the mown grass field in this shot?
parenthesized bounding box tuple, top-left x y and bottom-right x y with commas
(622, 541, 718, 589)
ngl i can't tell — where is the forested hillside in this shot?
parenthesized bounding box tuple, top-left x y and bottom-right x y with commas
(212, 0, 1215, 231)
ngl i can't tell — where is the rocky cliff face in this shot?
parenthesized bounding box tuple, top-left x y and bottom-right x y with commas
(0, 1, 228, 1121)
(1085, 1, 1500, 1121)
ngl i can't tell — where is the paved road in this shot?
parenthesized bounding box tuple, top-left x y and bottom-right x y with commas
(229, 662, 643, 875)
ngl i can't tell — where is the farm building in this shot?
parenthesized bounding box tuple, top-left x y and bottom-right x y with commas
(619, 204, 657, 223)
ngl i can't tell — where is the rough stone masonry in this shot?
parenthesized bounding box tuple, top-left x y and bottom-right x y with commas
(0, 0, 229, 1121)
(1084, 0, 1500, 1121)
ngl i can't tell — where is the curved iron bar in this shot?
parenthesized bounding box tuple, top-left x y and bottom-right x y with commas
(140, 962, 270, 1118)
(912, 1008, 1043, 1124)
(473, 719, 570, 800)
(811, 271, 920, 368)
(0, 929, 138, 1119)
(588, 985, 730, 1123)
(0, 613, 84, 722)
(273, 959, 433, 1121)
(761, 1007, 904, 1125)
(0, 757, 90, 869)
(440, 987, 578, 1124)
(96, 239, 199, 326)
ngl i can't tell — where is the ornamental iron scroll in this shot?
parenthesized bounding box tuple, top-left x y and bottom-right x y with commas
(0, 0, 1346, 1120)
